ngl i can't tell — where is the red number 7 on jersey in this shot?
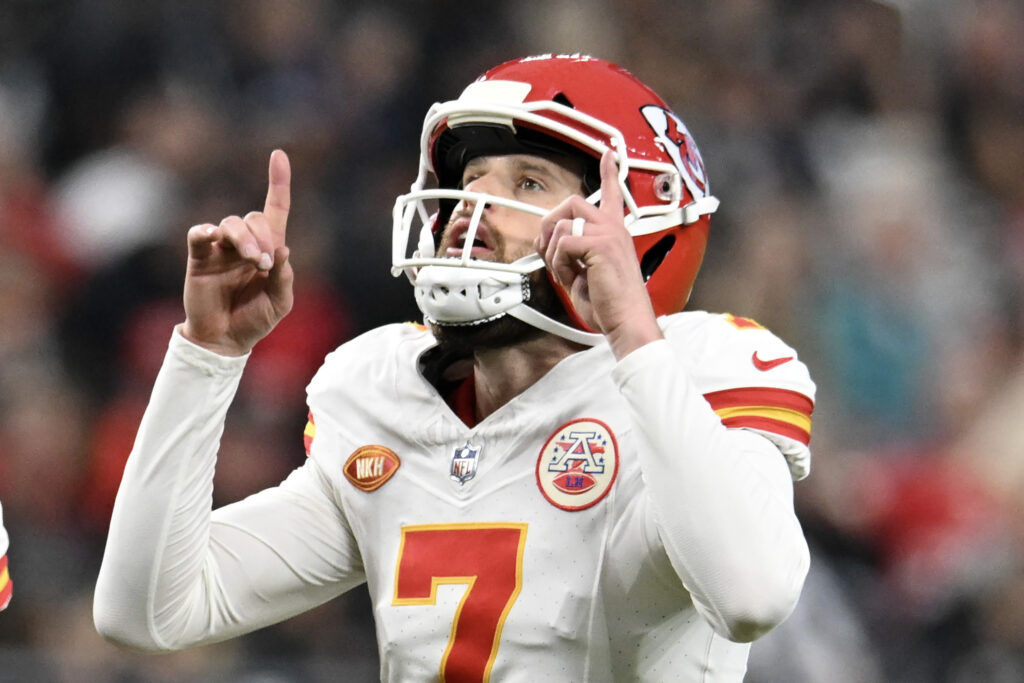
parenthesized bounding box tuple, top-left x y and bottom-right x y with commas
(393, 523, 528, 682)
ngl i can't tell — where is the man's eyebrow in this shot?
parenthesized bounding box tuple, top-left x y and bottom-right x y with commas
(461, 155, 574, 182)
(510, 157, 566, 178)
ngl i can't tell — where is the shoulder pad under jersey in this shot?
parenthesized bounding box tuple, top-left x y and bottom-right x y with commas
(662, 312, 815, 480)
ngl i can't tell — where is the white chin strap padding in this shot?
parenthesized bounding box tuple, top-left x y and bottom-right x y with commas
(506, 304, 604, 346)
(414, 265, 527, 324)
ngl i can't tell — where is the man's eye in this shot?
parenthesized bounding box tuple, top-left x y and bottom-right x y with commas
(520, 177, 544, 191)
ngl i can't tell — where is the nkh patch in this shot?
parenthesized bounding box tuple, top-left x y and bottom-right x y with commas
(344, 445, 401, 492)
(450, 443, 481, 484)
(536, 419, 618, 511)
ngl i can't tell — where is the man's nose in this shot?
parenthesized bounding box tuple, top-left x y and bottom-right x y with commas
(463, 171, 508, 200)
(456, 174, 501, 218)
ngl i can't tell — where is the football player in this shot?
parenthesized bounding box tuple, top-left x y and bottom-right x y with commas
(1, 501, 11, 611)
(95, 55, 815, 681)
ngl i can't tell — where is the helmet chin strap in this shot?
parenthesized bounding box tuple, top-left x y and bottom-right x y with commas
(414, 264, 529, 325)
(413, 254, 605, 346)
(505, 303, 604, 346)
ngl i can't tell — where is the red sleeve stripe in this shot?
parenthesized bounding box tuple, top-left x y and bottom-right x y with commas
(719, 415, 811, 446)
(303, 412, 316, 457)
(704, 387, 814, 445)
(715, 405, 811, 433)
(703, 387, 814, 415)
(0, 555, 11, 610)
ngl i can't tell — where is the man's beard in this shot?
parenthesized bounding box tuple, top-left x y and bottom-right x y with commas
(429, 266, 571, 356)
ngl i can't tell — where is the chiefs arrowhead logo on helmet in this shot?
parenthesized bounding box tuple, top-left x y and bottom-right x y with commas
(641, 104, 710, 202)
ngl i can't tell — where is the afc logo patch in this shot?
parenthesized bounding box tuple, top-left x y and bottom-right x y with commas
(536, 418, 619, 511)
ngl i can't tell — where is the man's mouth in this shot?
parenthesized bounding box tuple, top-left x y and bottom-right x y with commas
(446, 218, 494, 257)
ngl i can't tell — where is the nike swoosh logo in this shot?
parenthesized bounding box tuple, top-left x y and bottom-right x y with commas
(752, 351, 794, 371)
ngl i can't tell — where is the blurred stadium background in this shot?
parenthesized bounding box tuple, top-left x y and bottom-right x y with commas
(1, 0, 1022, 681)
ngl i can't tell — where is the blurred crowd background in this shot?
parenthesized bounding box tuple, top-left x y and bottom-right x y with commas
(0, 0, 1022, 681)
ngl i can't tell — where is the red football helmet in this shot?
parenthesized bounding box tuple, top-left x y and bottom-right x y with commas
(392, 54, 718, 344)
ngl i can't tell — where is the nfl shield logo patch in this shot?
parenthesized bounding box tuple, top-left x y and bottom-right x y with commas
(450, 444, 480, 484)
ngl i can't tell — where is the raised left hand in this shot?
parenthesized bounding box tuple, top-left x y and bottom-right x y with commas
(536, 150, 663, 359)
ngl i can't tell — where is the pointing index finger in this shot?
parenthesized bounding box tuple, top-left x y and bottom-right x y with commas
(598, 148, 624, 218)
(264, 149, 291, 239)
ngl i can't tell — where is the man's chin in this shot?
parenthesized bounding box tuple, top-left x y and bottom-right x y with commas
(431, 314, 543, 356)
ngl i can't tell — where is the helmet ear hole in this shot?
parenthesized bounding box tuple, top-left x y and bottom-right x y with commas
(640, 234, 676, 282)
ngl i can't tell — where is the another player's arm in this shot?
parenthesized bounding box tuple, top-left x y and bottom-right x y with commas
(0, 501, 11, 611)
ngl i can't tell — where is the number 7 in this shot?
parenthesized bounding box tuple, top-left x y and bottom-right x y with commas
(393, 523, 528, 682)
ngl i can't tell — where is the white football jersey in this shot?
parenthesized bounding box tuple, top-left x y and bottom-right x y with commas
(300, 311, 814, 681)
(94, 310, 814, 683)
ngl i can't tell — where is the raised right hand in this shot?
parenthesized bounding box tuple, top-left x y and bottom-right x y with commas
(180, 149, 295, 356)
